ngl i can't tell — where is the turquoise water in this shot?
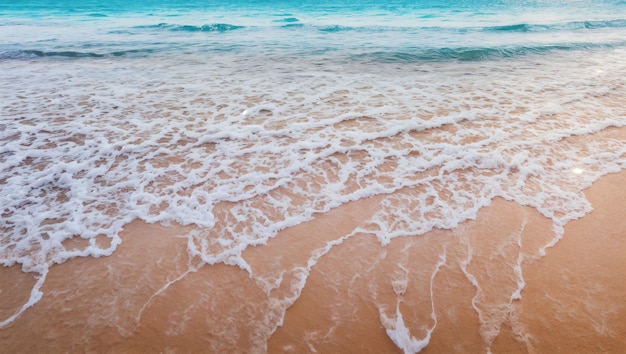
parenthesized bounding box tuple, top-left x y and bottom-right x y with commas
(2, 0, 626, 61)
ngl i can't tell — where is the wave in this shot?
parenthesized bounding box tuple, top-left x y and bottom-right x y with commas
(318, 25, 356, 33)
(20, 50, 104, 58)
(126, 18, 626, 36)
(272, 17, 300, 23)
(135, 23, 244, 32)
(297, 18, 626, 34)
(280, 23, 305, 28)
(484, 19, 626, 32)
(4, 48, 156, 59)
(352, 43, 619, 62)
(4, 41, 621, 62)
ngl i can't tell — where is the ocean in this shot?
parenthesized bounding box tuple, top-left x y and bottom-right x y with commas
(1, 0, 626, 353)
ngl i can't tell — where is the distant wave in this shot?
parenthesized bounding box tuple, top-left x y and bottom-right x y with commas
(305, 19, 626, 34)
(280, 23, 304, 28)
(484, 19, 626, 32)
(4, 48, 156, 59)
(318, 25, 356, 32)
(126, 18, 626, 35)
(3, 41, 621, 62)
(20, 50, 104, 58)
(351, 43, 619, 63)
(272, 17, 300, 23)
(135, 23, 244, 32)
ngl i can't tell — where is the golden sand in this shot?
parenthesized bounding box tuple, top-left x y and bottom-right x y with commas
(1, 170, 625, 353)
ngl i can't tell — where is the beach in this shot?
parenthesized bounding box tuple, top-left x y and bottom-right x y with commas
(2, 167, 625, 353)
(2, 0, 626, 352)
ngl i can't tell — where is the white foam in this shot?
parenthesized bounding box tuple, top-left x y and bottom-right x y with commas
(384, 306, 432, 354)
(1, 48, 626, 335)
(381, 252, 447, 353)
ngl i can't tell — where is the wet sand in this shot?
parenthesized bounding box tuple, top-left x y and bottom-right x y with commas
(1, 169, 625, 353)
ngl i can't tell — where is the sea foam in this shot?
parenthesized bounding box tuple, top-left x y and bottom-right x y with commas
(1, 1, 626, 351)
(2, 48, 625, 302)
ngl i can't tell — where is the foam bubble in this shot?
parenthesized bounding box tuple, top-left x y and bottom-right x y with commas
(1, 47, 626, 337)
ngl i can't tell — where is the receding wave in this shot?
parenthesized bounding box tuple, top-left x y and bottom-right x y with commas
(136, 23, 244, 32)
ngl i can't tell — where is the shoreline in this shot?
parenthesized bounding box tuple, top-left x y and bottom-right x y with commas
(2, 169, 625, 353)
(2, 2, 626, 352)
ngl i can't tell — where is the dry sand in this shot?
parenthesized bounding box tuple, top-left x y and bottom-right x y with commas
(1, 170, 625, 353)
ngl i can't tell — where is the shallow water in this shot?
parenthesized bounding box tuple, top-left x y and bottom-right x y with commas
(1, 0, 626, 352)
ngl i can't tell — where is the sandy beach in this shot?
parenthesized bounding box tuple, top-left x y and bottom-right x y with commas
(2, 2, 626, 351)
(2, 166, 624, 353)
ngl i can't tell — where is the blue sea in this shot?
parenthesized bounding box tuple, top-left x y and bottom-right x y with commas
(2, 0, 626, 61)
(1, 0, 626, 352)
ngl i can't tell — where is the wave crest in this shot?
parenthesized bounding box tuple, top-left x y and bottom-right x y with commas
(351, 43, 618, 63)
(485, 19, 626, 32)
(136, 23, 245, 32)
